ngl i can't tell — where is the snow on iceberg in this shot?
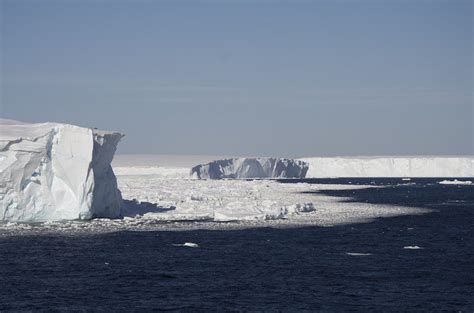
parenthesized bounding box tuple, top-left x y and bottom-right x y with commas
(300, 156, 474, 178)
(190, 158, 309, 179)
(0, 119, 124, 222)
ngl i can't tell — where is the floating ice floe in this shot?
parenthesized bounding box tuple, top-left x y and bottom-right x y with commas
(111, 172, 433, 228)
(117, 175, 318, 222)
(438, 179, 472, 185)
(173, 242, 200, 248)
(346, 252, 372, 256)
(0, 119, 123, 221)
(403, 246, 423, 250)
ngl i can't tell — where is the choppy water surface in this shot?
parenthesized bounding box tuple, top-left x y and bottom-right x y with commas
(0, 179, 473, 311)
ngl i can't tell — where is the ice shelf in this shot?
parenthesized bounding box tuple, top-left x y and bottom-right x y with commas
(300, 156, 474, 178)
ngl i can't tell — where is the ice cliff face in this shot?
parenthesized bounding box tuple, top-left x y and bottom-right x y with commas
(0, 119, 124, 221)
(191, 158, 309, 179)
(301, 157, 474, 178)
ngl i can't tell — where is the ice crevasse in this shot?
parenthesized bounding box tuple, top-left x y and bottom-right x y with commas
(0, 119, 124, 222)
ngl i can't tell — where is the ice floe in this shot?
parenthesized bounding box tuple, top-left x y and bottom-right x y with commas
(438, 179, 472, 185)
(173, 242, 200, 248)
(346, 252, 372, 256)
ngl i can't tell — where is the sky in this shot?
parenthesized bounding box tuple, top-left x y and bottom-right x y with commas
(1, 0, 472, 157)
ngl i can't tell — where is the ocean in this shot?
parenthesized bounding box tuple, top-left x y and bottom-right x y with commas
(0, 179, 473, 311)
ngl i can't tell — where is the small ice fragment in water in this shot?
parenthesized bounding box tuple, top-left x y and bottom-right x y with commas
(402, 178, 411, 181)
(346, 252, 372, 256)
(403, 246, 423, 249)
(438, 179, 472, 185)
(183, 242, 199, 248)
(173, 242, 199, 248)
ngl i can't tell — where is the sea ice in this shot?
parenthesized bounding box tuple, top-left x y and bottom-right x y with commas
(346, 252, 372, 256)
(0, 173, 433, 235)
(111, 169, 431, 228)
(438, 179, 472, 185)
(403, 246, 423, 250)
(173, 242, 200, 248)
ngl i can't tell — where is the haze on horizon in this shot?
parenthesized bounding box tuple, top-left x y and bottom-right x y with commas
(1, 0, 472, 157)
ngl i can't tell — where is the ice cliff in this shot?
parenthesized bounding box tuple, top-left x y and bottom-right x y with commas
(0, 119, 124, 221)
(190, 156, 472, 179)
(191, 158, 309, 179)
(301, 156, 474, 178)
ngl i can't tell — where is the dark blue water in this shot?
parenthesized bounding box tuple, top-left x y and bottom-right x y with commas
(0, 179, 473, 311)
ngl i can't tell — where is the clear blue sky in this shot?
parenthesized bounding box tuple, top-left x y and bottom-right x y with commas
(1, 0, 472, 157)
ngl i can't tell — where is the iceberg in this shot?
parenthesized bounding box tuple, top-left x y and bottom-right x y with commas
(0, 119, 124, 221)
(300, 156, 474, 178)
(190, 158, 309, 179)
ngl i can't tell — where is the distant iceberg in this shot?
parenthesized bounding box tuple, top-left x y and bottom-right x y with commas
(190, 158, 309, 179)
(0, 119, 124, 221)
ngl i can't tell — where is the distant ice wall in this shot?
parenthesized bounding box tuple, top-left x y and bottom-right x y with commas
(0, 119, 124, 221)
(300, 157, 474, 178)
(191, 158, 309, 179)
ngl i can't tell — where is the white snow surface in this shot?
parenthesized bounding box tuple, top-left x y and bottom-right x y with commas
(191, 158, 309, 179)
(0, 119, 124, 221)
(301, 156, 474, 178)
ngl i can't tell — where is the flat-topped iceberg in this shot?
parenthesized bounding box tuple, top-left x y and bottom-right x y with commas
(0, 119, 124, 222)
(300, 156, 474, 178)
(191, 158, 309, 179)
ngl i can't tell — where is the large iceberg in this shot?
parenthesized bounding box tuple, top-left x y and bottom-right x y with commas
(301, 156, 474, 178)
(191, 158, 309, 179)
(0, 119, 124, 221)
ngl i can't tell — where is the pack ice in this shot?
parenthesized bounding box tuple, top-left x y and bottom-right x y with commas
(191, 158, 309, 179)
(0, 119, 124, 221)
